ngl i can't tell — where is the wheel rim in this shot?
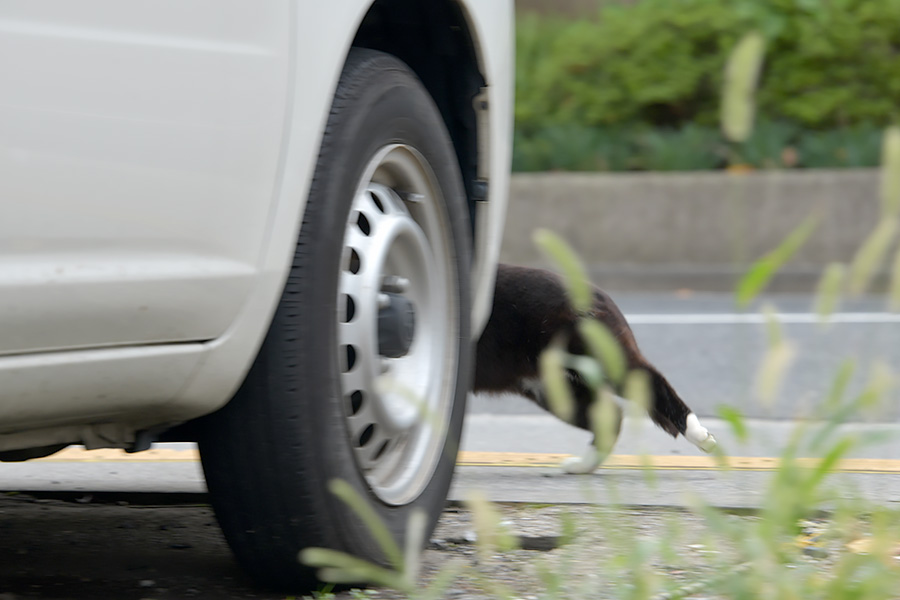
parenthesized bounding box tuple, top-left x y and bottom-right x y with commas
(337, 144, 459, 505)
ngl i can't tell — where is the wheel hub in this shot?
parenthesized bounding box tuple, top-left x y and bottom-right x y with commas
(335, 144, 457, 506)
(377, 291, 416, 359)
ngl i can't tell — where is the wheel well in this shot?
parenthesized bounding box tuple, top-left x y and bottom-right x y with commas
(352, 0, 485, 227)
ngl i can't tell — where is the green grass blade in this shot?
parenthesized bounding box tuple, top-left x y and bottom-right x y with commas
(578, 318, 626, 384)
(858, 360, 894, 413)
(562, 352, 604, 390)
(622, 368, 651, 415)
(589, 387, 620, 456)
(539, 344, 576, 422)
(811, 360, 889, 452)
(880, 126, 900, 217)
(299, 548, 411, 592)
(464, 490, 519, 562)
(761, 303, 784, 346)
(754, 342, 795, 409)
(754, 313, 796, 409)
(824, 359, 855, 414)
(848, 217, 898, 295)
(533, 228, 592, 313)
(721, 31, 766, 143)
(735, 215, 818, 308)
(717, 405, 748, 443)
(402, 509, 427, 588)
(806, 436, 855, 492)
(889, 245, 900, 311)
(813, 262, 845, 322)
(327, 479, 403, 571)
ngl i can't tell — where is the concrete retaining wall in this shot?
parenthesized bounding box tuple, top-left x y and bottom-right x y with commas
(500, 169, 885, 292)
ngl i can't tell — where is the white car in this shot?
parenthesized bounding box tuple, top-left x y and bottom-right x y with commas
(0, 0, 513, 591)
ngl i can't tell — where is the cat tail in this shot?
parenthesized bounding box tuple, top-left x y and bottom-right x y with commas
(642, 365, 691, 439)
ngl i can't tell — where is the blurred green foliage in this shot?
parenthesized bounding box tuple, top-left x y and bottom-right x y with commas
(514, 0, 900, 171)
(512, 121, 884, 171)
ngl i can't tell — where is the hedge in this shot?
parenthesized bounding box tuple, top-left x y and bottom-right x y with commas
(514, 0, 900, 171)
(512, 120, 885, 172)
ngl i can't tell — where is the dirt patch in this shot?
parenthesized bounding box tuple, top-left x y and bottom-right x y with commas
(0, 493, 861, 600)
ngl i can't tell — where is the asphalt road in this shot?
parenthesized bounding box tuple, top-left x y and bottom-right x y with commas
(3, 292, 898, 503)
(3, 292, 900, 599)
(470, 291, 900, 421)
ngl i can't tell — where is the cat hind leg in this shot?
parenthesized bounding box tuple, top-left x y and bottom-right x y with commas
(560, 395, 623, 475)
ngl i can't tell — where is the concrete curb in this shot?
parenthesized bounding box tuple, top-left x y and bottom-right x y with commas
(501, 169, 885, 291)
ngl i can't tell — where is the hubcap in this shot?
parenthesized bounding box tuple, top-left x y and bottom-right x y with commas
(377, 291, 416, 359)
(337, 145, 458, 505)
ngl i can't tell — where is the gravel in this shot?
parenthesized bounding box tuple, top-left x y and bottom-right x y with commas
(0, 493, 889, 600)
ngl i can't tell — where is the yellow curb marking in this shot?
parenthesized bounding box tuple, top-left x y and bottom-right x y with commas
(457, 452, 900, 474)
(36, 447, 201, 462)
(32, 448, 900, 474)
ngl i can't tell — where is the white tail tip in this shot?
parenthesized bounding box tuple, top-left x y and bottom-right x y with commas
(685, 413, 717, 453)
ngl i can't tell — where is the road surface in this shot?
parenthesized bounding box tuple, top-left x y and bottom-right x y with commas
(471, 291, 900, 420)
(3, 292, 898, 507)
(3, 291, 899, 599)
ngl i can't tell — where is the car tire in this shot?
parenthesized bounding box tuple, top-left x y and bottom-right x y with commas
(197, 48, 473, 591)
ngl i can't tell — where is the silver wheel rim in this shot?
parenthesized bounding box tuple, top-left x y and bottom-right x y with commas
(337, 144, 459, 505)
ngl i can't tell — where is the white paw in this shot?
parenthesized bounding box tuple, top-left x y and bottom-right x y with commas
(695, 431, 717, 453)
(685, 413, 717, 453)
(560, 446, 602, 474)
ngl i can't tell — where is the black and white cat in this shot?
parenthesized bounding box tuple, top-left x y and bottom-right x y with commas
(473, 263, 716, 474)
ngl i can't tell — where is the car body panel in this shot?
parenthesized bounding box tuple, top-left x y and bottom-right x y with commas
(0, 0, 513, 452)
(0, 0, 292, 354)
(461, 0, 513, 335)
